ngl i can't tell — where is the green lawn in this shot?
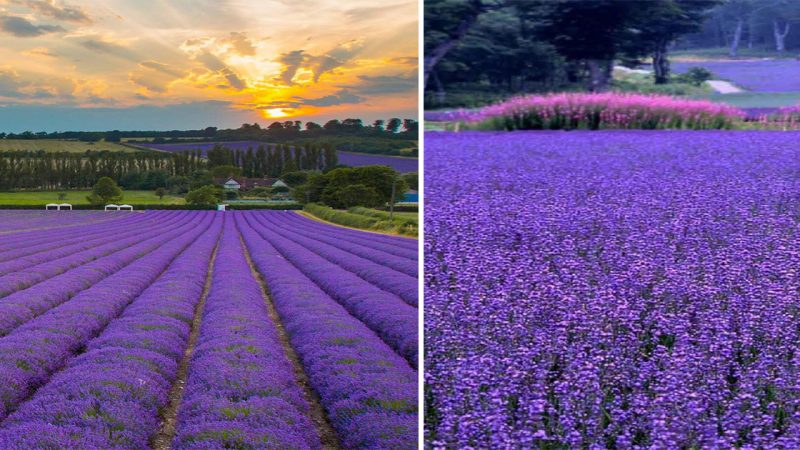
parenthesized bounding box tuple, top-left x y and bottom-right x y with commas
(695, 92, 800, 109)
(384, 210, 418, 221)
(0, 190, 184, 205)
(0, 139, 139, 153)
(671, 47, 792, 61)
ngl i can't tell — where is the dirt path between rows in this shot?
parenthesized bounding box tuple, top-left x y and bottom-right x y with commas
(239, 230, 342, 449)
(151, 235, 221, 449)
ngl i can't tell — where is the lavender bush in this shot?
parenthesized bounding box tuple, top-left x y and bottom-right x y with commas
(281, 211, 418, 255)
(173, 215, 321, 449)
(426, 130, 800, 448)
(0, 209, 418, 448)
(236, 212, 418, 448)
(0, 213, 202, 336)
(0, 214, 222, 448)
(0, 211, 164, 263)
(243, 212, 418, 365)
(255, 212, 418, 305)
(0, 212, 212, 421)
(274, 212, 417, 275)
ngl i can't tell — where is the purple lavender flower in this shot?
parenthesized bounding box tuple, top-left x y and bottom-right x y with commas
(425, 130, 800, 448)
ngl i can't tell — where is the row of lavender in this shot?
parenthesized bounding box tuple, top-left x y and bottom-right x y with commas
(0, 210, 118, 233)
(425, 131, 800, 448)
(426, 92, 800, 130)
(0, 210, 418, 448)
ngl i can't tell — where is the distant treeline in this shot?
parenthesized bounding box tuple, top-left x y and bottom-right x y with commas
(0, 118, 419, 147)
(424, 0, 719, 107)
(0, 143, 339, 191)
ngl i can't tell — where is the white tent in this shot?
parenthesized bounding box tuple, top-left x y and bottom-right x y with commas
(104, 204, 120, 211)
(119, 204, 133, 211)
(46, 203, 73, 210)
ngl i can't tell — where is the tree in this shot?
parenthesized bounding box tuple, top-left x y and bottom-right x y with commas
(189, 170, 214, 190)
(185, 185, 221, 206)
(313, 166, 408, 208)
(210, 165, 242, 178)
(87, 176, 122, 205)
(386, 118, 403, 133)
(424, 0, 502, 88)
(622, 0, 720, 84)
(334, 184, 382, 208)
(166, 175, 189, 194)
(155, 187, 166, 201)
(403, 172, 419, 191)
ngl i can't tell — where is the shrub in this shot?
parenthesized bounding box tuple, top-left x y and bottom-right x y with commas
(465, 93, 744, 131)
(675, 67, 714, 86)
(87, 177, 122, 205)
(304, 203, 417, 236)
(185, 185, 222, 206)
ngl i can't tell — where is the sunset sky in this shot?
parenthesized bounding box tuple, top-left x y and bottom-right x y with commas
(0, 0, 418, 131)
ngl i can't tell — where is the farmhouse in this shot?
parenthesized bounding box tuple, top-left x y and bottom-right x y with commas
(217, 177, 290, 191)
(222, 178, 241, 190)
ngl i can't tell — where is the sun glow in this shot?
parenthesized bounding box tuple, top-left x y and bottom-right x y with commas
(263, 108, 290, 118)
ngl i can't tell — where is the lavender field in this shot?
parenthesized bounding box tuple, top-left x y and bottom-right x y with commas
(137, 141, 419, 173)
(425, 131, 800, 448)
(0, 210, 418, 449)
(672, 60, 800, 92)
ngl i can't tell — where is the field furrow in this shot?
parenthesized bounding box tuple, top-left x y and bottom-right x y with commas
(0, 212, 164, 263)
(0, 212, 213, 422)
(0, 211, 191, 297)
(253, 212, 418, 306)
(171, 216, 324, 449)
(242, 212, 418, 365)
(282, 212, 419, 260)
(0, 214, 222, 448)
(267, 212, 417, 276)
(0, 211, 185, 276)
(236, 212, 418, 449)
(0, 212, 207, 336)
(287, 212, 418, 252)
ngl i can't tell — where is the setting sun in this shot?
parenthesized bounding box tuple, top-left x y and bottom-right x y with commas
(263, 108, 290, 119)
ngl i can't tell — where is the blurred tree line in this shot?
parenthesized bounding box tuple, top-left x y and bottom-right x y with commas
(677, 0, 800, 56)
(424, 0, 723, 108)
(0, 143, 339, 191)
(0, 118, 418, 146)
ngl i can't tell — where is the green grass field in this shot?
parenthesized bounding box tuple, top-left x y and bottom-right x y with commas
(0, 190, 184, 205)
(0, 139, 139, 153)
(671, 47, 793, 61)
(696, 92, 800, 108)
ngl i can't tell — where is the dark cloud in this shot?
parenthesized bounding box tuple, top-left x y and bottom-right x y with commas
(226, 32, 255, 56)
(80, 39, 139, 61)
(354, 73, 417, 95)
(18, 0, 92, 24)
(390, 56, 418, 66)
(139, 61, 183, 77)
(295, 89, 364, 107)
(276, 41, 364, 85)
(196, 52, 247, 90)
(129, 72, 168, 93)
(254, 101, 301, 109)
(0, 15, 64, 37)
(276, 50, 305, 85)
(0, 70, 26, 98)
